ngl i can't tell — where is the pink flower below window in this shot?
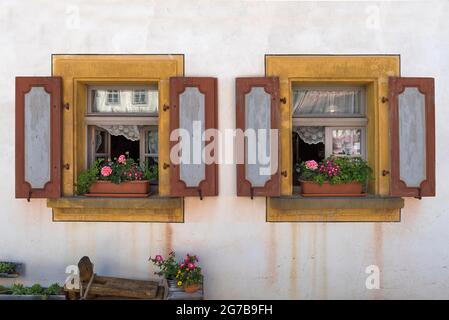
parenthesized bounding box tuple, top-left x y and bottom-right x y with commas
(101, 166, 112, 177)
(117, 154, 126, 164)
(305, 160, 318, 170)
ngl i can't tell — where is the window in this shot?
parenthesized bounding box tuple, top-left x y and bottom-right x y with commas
(264, 55, 435, 222)
(42, 55, 185, 222)
(292, 85, 367, 185)
(90, 85, 158, 114)
(106, 90, 120, 105)
(133, 90, 147, 105)
(86, 84, 159, 186)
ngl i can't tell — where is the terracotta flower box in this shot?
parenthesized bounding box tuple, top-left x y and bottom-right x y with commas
(300, 180, 365, 197)
(86, 180, 150, 197)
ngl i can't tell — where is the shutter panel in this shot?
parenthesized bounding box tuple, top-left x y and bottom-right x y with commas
(16, 77, 62, 200)
(236, 77, 280, 197)
(169, 77, 218, 197)
(389, 77, 435, 198)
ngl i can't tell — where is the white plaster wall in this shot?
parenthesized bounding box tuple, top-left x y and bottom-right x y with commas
(1, 0, 449, 299)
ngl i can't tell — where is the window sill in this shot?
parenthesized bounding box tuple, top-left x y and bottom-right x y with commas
(267, 195, 404, 222)
(47, 196, 184, 223)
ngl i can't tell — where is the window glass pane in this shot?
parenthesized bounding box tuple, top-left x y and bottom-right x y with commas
(292, 87, 363, 117)
(331, 128, 362, 156)
(146, 127, 158, 156)
(90, 85, 158, 114)
(95, 129, 107, 154)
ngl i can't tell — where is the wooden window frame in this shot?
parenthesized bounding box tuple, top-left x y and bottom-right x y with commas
(265, 55, 404, 222)
(236, 77, 281, 197)
(389, 77, 435, 198)
(48, 55, 184, 222)
(15, 76, 62, 199)
(169, 77, 218, 197)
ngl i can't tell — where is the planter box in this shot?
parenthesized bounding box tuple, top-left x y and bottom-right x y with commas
(300, 180, 365, 197)
(0, 262, 22, 278)
(86, 180, 150, 197)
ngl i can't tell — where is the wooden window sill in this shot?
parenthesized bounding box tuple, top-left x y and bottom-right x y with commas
(47, 196, 184, 223)
(267, 195, 404, 222)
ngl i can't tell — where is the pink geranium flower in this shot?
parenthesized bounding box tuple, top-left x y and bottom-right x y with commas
(187, 263, 195, 269)
(155, 255, 163, 262)
(305, 160, 318, 170)
(118, 154, 126, 164)
(101, 166, 112, 177)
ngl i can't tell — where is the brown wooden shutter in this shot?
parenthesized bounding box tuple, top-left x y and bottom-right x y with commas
(389, 77, 435, 198)
(169, 77, 218, 198)
(16, 77, 62, 200)
(236, 77, 280, 197)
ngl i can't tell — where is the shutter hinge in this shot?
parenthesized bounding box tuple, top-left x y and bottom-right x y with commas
(163, 104, 170, 111)
(382, 170, 390, 176)
(415, 188, 422, 200)
(163, 163, 170, 170)
(381, 97, 389, 103)
(281, 170, 288, 177)
(280, 97, 287, 104)
(63, 163, 70, 170)
(63, 103, 70, 110)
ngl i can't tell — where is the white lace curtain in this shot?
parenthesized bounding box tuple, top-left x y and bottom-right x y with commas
(97, 125, 141, 141)
(293, 126, 324, 144)
(292, 89, 362, 116)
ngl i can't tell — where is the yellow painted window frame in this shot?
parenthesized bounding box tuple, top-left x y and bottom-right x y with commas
(48, 54, 184, 222)
(265, 55, 403, 222)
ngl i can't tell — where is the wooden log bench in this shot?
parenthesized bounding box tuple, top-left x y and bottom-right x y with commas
(64, 256, 165, 300)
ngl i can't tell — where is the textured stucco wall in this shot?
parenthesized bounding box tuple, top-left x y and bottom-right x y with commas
(1, 0, 449, 299)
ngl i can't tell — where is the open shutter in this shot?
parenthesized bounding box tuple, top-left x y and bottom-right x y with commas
(236, 77, 280, 197)
(16, 77, 62, 200)
(389, 77, 435, 198)
(169, 77, 218, 198)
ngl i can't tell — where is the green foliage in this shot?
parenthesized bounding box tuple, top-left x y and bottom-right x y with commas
(150, 252, 179, 280)
(144, 164, 158, 181)
(7, 283, 62, 296)
(0, 262, 17, 274)
(298, 156, 372, 185)
(75, 160, 100, 195)
(45, 283, 63, 295)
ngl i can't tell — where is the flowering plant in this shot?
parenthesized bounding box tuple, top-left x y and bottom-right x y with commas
(75, 152, 147, 195)
(149, 252, 179, 280)
(298, 156, 372, 185)
(176, 254, 202, 287)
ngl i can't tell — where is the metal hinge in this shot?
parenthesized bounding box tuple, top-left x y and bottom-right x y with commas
(63, 103, 70, 110)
